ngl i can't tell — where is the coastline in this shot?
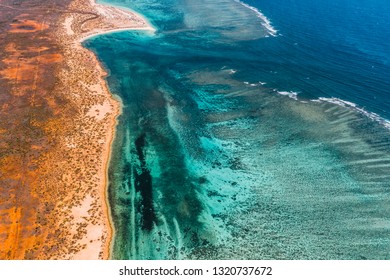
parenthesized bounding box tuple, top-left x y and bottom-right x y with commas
(79, 26, 155, 42)
(58, 0, 154, 259)
(3, 0, 390, 262)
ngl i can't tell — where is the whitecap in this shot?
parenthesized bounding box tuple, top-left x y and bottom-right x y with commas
(315, 97, 390, 130)
(233, 0, 278, 37)
(278, 90, 299, 100)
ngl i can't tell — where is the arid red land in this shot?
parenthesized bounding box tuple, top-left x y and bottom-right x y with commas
(0, 0, 152, 259)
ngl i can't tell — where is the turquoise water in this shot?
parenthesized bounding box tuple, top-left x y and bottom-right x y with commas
(85, 0, 390, 259)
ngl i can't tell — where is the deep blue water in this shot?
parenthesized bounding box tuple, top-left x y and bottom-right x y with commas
(245, 0, 390, 118)
(85, 0, 390, 259)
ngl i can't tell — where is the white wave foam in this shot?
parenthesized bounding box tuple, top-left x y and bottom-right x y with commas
(315, 97, 390, 130)
(234, 0, 278, 37)
(278, 90, 299, 100)
(274, 90, 390, 130)
(243, 81, 257, 87)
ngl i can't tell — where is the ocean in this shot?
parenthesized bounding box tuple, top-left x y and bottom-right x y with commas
(84, 0, 390, 259)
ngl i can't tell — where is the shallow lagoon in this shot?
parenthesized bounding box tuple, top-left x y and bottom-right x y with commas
(85, 0, 390, 259)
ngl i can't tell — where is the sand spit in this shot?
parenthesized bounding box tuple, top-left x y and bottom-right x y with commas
(0, 0, 151, 259)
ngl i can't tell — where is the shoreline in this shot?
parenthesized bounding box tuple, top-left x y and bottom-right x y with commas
(58, 0, 154, 259)
(80, 0, 154, 260)
(79, 26, 155, 42)
(79, 0, 156, 43)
